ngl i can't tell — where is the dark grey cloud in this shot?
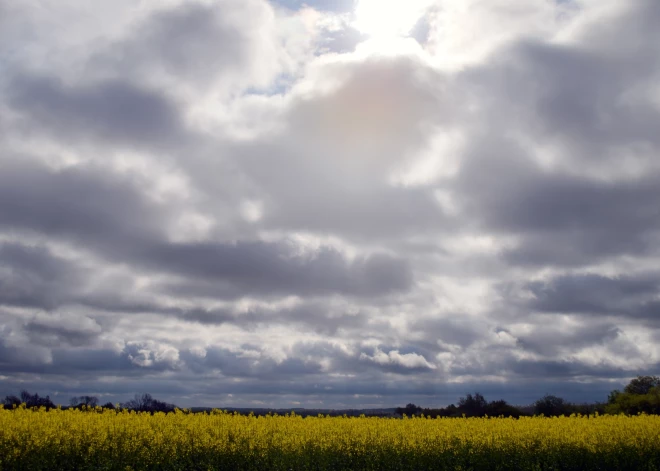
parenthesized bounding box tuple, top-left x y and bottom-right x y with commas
(506, 358, 630, 381)
(512, 272, 660, 322)
(178, 301, 370, 336)
(515, 322, 622, 357)
(6, 74, 185, 148)
(83, 0, 294, 97)
(494, 41, 660, 151)
(460, 157, 660, 266)
(528, 274, 659, 314)
(410, 316, 485, 350)
(24, 320, 101, 348)
(0, 336, 178, 376)
(135, 241, 413, 298)
(0, 240, 176, 316)
(0, 159, 409, 304)
(92, 2, 255, 85)
(0, 159, 165, 244)
(448, 34, 660, 267)
(0, 242, 84, 310)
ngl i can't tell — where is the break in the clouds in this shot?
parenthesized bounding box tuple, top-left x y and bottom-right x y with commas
(1, 0, 659, 409)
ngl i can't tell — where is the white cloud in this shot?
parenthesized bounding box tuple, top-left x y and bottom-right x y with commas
(427, 0, 575, 69)
(361, 349, 437, 370)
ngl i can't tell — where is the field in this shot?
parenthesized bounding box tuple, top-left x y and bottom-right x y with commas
(1, 407, 660, 470)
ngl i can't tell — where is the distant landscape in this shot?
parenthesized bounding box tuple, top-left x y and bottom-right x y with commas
(6, 375, 660, 418)
(3, 0, 660, 468)
(3, 377, 660, 470)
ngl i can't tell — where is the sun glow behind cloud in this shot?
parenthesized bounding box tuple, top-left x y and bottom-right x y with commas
(353, 0, 433, 39)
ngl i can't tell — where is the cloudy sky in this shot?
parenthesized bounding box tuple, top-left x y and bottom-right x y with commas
(1, 0, 659, 409)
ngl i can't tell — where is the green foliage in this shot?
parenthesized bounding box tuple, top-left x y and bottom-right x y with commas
(605, 386, 660, 415)
(605, 376, 660, 415)
(624, 376, 660, 395)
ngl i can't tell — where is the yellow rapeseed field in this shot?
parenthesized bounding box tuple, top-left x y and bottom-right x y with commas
(1, 406, 660, 470)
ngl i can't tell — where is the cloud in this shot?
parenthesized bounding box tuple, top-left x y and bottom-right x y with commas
(134, 241, 413, 298)
(7, 74, 185, 148)
(1, 0, 660, 408)
(226, 53, 453, 239)
(0, 159, 166, 244)
(515, 272, 660, 322)
(90, 0, 296, 94)
(176, 300, 370, 336)
(0, 242, 85, 310)
(360, 348, 437, 372)
(25, 312, 103, 348)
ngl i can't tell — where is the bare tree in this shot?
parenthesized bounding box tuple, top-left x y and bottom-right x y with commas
(121, 393, 176, 413)
(15, 390, 55, 409)
(70, 395, 99, 408)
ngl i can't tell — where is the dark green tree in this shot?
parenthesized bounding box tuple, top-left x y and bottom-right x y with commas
(606, 376, 660, 415)
(458, 393, 488, 417)
(486, 399, 523, 418)
(624, 375, 660, 395)
(534, 395, 569, 416)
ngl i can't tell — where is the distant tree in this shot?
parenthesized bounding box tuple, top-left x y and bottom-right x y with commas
(486, 399, 523, 418)
(443, 404, 458, 416)
(101, 402, 116, 410)
(395, 403, 423, 416)
(149, 398, 175, 413)
(624, 376, 660, 395)
(458, 393, 488, 417)
(417, 404, 458, 418)
(607, 389, 621, 404)
(534, 395, 569, 416)
(606, 385, 660, 415)
(20, 390, 32, 404)
(17, 390, 55, 409)
(400, 396, 526, 419)
(122, 393, 153, 411)
(409, 395, 525, 419)
(570, 402, 606, 416)
(3, 395, 21, 409)
(603, 376, 660, 415)
(70, 396, 99, 408)
(121, 393, 175, 413)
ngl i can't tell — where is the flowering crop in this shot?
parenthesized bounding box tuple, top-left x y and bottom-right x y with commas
(1, 406, 660, 470)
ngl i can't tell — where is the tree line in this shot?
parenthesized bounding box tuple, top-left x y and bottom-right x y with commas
(3, 392, 176, 413)
(396, 375, 660, 418)
(4, 376, 659, 416)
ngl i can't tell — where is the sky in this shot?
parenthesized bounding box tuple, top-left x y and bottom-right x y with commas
(0, 0, 659, 409)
